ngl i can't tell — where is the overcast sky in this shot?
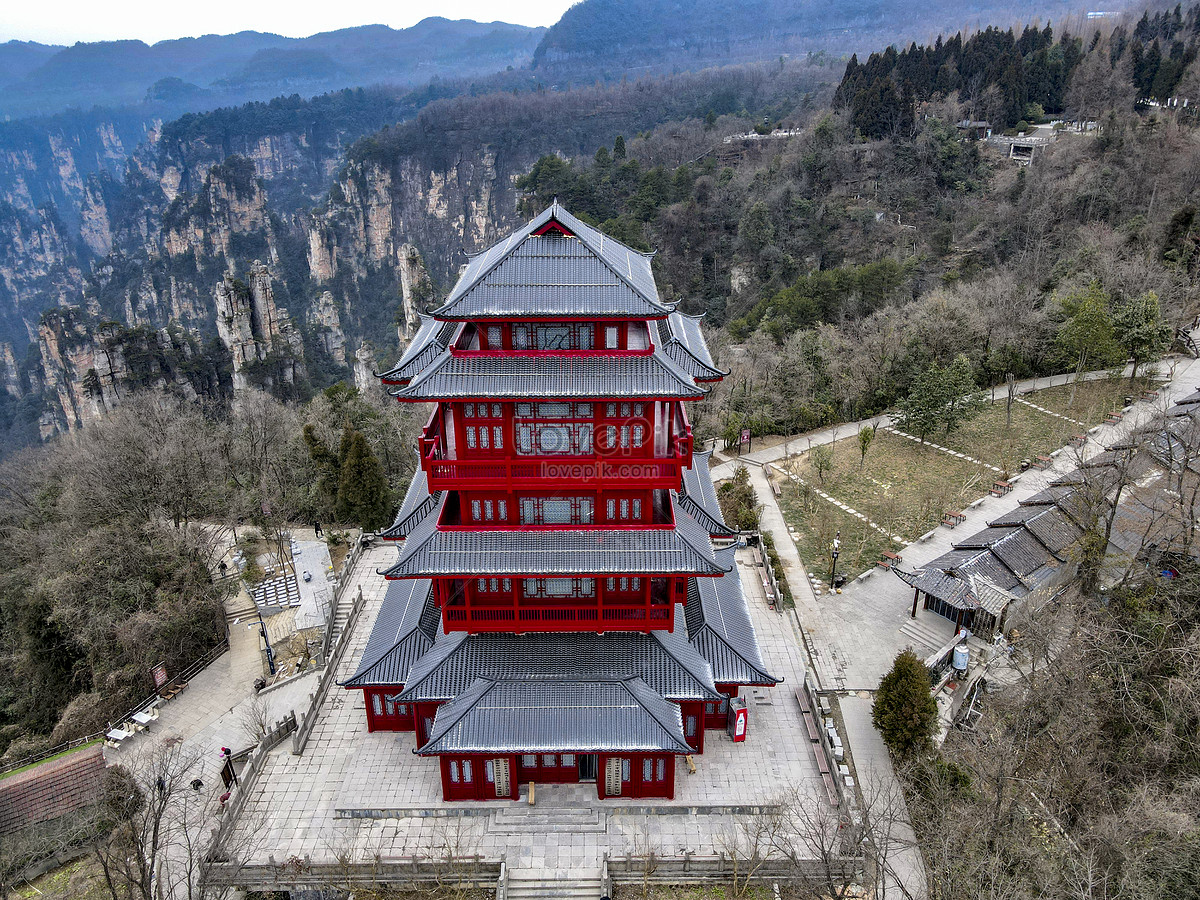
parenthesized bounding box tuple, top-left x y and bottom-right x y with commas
(2, 0, 577, 45)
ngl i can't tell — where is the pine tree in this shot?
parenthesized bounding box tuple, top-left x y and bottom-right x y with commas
(872, 649, 938, 757)
(1113, 291, 1173, 384)
(335, 429, 391, 531)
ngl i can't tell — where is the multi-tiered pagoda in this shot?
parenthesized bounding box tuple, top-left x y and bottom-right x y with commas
(341, 202, 778, 801)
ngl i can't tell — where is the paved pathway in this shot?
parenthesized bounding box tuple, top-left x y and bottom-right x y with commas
(840, 697, 927, 900)
(715, 357, 1200, 900)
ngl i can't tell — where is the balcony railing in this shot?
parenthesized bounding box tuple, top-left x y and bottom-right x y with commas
(419, 404, 693, 490)
(443, 604, 673, 632)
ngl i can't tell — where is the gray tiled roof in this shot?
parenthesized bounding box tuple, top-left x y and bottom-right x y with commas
(417, 676, 692, 755)
(668, 313, 718, 369)
(380, 468, 440, 540)
(951, 527, 1020, 549)
(1023, 507, 1083, 555)
(1021, 485, 1078, 506)
(339, 580, 439, 688)
(396, 619, 720, 702)
(1173, 388, 1200, 407)
(433, 202, 672, 320)
(894, 566, 975, 609)
(684, 547, 779, 686)
(655, 316, 725, 382)
(389, 346, 707, 401)
(989, 529, 1056, 577)
(988, 504, 1044, 526)
(382, 494, 727, 578)
(677, 493, 738, 538)
(679, 454, 737, 537)
(379, 316, 459, 384)
(681, 452, 723, 515)
(663, 339, 726, 381)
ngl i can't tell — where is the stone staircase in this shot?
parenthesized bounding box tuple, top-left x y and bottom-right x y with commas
(490, 805, 607, 834)
(899, 616, 953, 654)
(504, 866, 605, 900)
(328, 586, 351, 644)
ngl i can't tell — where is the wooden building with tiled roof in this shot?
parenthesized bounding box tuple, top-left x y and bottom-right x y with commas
(343, 203, 776, 801)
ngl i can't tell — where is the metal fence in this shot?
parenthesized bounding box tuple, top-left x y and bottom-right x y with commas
(321, 535, 367, 661)
(604, 851, 859, 884)
(0, 638, 230, 776)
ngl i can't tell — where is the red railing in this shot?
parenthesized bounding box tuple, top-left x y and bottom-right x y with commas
(443, 604, 673, 631)
(420, 403, 694, 490)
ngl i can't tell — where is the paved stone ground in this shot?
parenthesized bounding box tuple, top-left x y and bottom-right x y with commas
(839, 696, 927, 900)
(227, 544, 825, 872)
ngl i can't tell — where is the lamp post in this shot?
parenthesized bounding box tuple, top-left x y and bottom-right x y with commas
(829, 530, 841, 589)
(252, 607, 276, 676)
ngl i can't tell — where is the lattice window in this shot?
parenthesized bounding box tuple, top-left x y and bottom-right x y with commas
(519, 496, 593, 525)
(514, 402, 593, 456)
(522, 578, 595, 599)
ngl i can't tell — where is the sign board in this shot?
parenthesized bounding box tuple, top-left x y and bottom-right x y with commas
(151, 662, 169, 689)
(740, 429, 751, 446)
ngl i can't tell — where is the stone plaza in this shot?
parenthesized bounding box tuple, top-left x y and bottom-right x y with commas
(223, 544, 825, 875)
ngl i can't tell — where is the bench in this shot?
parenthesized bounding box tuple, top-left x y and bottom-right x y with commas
(801, 709, 821, 743)
(1106, 412, 1123, 425)
(942, 510, 966, 528)
(877, 550, 902, 569)
(1068, 434, 1087, 448)
(1143, 389, 1159, 401)
(159, 680, 189, 701)
(1032, 455, 1052, 469)
(989, 480, 1013, 498)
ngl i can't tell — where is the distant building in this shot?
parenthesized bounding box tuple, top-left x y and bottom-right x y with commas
(341, 203, 777, 801)
(956, 120, 992, 140)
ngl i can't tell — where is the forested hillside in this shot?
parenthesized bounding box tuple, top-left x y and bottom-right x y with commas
(0, 385, 423, 762)
(532, 0, 1138, 68)
(517, 12, 1199, 444)
(837, 5, 1200, 136)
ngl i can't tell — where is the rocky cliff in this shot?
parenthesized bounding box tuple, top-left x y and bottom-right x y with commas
(214, 263, 305, 393)
(25, 306, 228, 439)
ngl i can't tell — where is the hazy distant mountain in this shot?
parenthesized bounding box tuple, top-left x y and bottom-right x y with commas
(0, 18, 544, 117)
(532, 0, 1138, 67)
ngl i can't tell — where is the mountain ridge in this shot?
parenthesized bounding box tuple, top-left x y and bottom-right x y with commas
(0, 17, 546, 118)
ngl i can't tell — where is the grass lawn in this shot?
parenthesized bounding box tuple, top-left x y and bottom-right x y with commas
(934, 398, 1078, 477)
(1023, 374, 1160, 422)
(766, 373, 1166, 581)
(777, 485, 899, 580)
(776, 430, 991, 576)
